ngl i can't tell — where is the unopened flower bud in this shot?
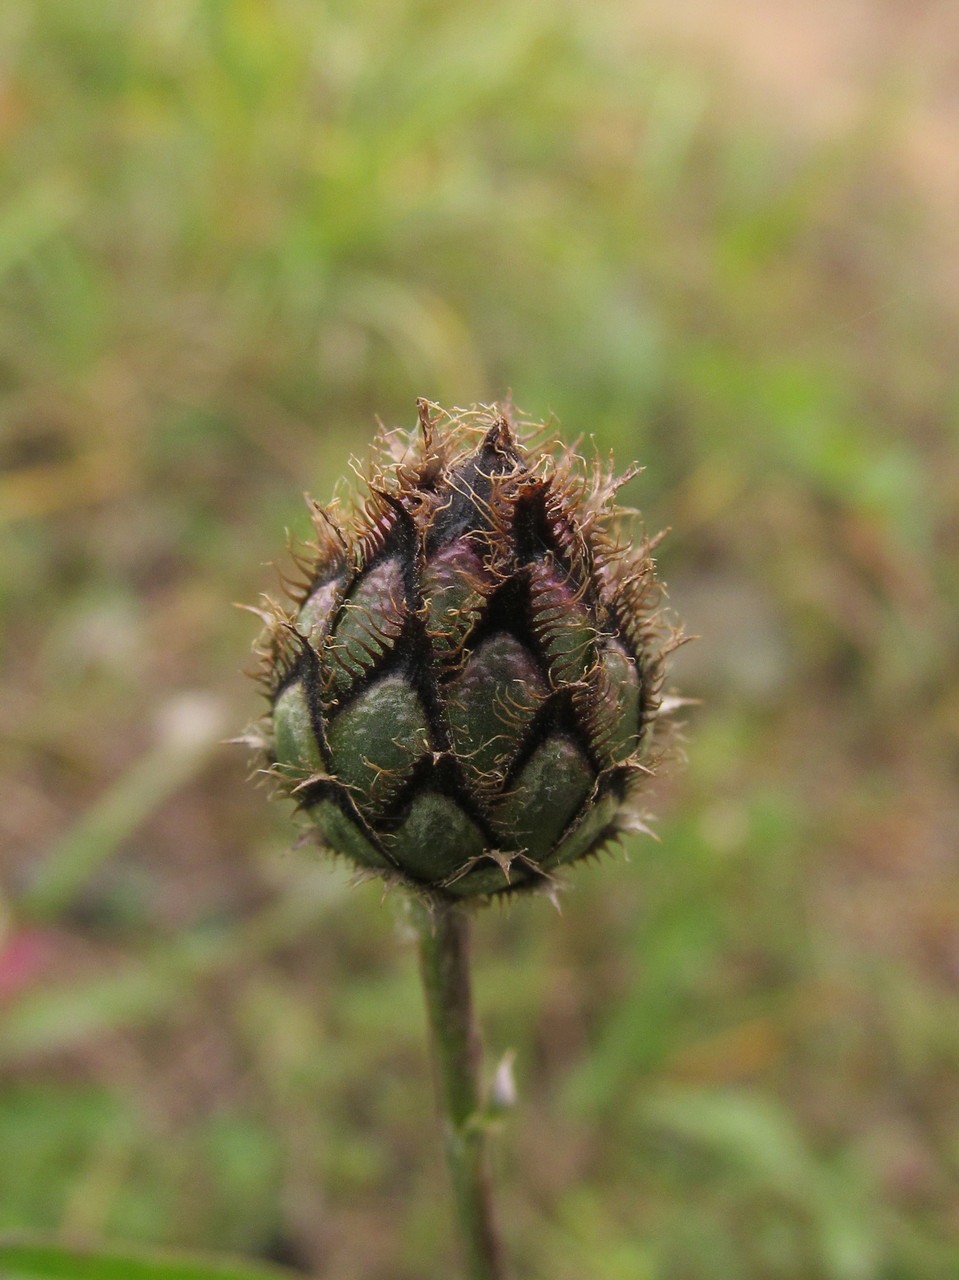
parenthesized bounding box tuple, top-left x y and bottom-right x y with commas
(248, 401, 678, 899)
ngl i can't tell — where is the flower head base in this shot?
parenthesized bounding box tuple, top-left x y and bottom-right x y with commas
(248, 401, 679, 899)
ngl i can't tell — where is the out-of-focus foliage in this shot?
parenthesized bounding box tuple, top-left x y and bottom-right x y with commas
(1, 1, 957, 1277)
(0, 1236, 298, 1279)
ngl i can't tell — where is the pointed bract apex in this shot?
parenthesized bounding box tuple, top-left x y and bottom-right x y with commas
(484, 412, 516, 455)
(416, 396, 435, 450)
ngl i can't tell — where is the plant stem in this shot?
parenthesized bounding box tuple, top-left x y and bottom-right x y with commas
(413, 896, 508, 1280)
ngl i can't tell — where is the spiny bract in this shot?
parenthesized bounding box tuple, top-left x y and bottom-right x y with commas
(248, 401, 679, 899)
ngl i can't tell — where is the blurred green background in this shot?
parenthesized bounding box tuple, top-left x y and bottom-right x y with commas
(1, 1, 958, 1277)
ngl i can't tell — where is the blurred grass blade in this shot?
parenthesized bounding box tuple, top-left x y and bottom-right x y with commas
(0, 180, 80, 283)
(0, 933, 225, 1067)
(0, 1236, 301, 1280)
(642, 1087, 881, 1280)
(642, 1086, 816, 1199)
(21, 695, 226, 921)
(0, 871, 345, 1065)
(339, 272, 486, 398)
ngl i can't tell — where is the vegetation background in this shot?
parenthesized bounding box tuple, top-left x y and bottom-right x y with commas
(2, 1, 957, 1277)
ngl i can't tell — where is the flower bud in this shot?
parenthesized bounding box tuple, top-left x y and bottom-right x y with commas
(248, 401, 677, 898)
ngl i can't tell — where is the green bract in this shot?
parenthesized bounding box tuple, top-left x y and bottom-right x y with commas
(249, 402, 675, 899)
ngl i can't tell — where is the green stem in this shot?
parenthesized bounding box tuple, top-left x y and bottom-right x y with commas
(413, 897, 508, 1280)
